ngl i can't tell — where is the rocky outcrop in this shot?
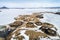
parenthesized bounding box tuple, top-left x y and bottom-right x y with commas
(0, 13, 60, 40)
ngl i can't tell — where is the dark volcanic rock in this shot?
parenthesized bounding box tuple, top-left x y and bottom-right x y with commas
(0, 29, 13, 38)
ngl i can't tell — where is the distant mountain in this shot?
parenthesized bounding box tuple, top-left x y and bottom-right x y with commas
(42, 7, 60, 9)
(0, 6, 9, 9)
(0, 6, 60, 9)
(14, 7, 60, 9)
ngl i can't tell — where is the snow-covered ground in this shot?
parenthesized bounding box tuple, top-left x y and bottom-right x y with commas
(0, 9, 60, 40)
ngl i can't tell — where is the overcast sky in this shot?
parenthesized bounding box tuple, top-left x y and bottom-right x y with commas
(0, 0, 60, 7)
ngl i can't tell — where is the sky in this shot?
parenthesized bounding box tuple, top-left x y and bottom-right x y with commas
(0, 0, 60, 8)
